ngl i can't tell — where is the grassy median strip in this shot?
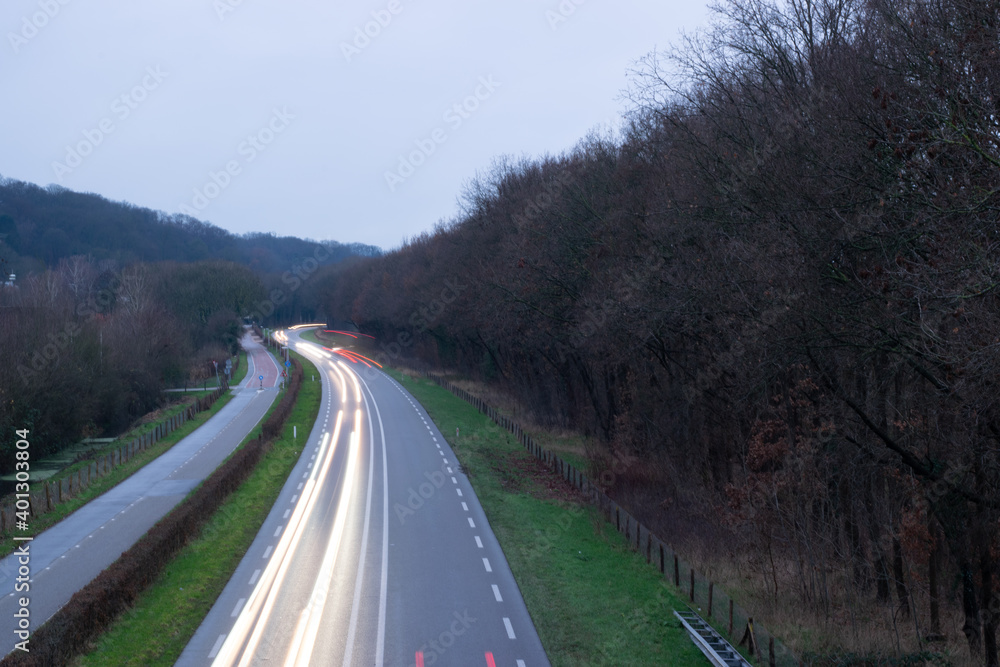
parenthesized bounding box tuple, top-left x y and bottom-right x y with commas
(71, 351, 319, 666)
(389, 370, 708, 667)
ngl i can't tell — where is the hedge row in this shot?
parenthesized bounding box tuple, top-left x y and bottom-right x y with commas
(3, 357, 304, 665)
(262, 360, 301, 441)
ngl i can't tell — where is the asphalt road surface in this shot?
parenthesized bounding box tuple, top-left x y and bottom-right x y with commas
(0, 333, 280, 657)
(178, 328, 549, 667)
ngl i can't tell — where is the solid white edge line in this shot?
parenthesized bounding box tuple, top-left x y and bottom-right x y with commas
(209, 634, 227, 658)
(354, 369, 390, 667)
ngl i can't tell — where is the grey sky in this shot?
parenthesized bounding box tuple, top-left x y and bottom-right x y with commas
(3, 1, 710, 250)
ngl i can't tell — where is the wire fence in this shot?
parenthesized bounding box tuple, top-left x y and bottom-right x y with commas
(425, 372, 799, 667)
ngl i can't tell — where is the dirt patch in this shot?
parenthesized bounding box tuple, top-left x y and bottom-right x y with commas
(493, 449, 589, 505)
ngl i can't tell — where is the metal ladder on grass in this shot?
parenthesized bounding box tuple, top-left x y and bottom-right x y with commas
(675, 610, 752, 667)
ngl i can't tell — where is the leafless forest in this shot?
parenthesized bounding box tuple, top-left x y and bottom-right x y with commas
(326, 0, 1000, 663)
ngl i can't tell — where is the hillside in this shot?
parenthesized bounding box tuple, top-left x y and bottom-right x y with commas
(0, 177, 381, 275)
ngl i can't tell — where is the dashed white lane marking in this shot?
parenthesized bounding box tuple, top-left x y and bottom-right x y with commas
(461, 502, 468, 511)
(231, 598, 246, 617)
(475, 536, 483, 548)
(483, 558, 492, 572)
(443, 458, 449, 464)
(451, 477, 457, 484)
(456, 489, 463, 496)
(262, 546, 273, 559)
(273, 525, 283, 538)
(493, 585, 503, 602)
(503, 617, 516, 639)
(297, 482, 304, 490)
(291, 494, 298, 503)
(518, 660, 527, 667)
(249, 569, 261, 585)
(209, 634, 227, 658)
(468, 518, 476, 528)
(283, 509, 291, 519)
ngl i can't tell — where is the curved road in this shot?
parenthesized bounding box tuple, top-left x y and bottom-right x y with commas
(0, 332, 280, 657)
(179, 328, 549, 666)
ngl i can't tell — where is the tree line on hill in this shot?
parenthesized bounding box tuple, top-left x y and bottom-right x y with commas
(0, 177, 380, 276)
(0, 258, 262, 471)
(0, 179, 376, 475)
(323, 0, 1000, 663)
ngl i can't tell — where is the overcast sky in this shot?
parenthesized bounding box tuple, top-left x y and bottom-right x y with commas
(2, 1, 711, 250)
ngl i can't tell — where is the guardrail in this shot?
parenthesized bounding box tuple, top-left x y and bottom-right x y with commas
(676, 610, 752, 667)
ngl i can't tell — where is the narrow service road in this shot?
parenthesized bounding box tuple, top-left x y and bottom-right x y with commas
(179, 328, 548, 666)
(0, 333, 280, 657)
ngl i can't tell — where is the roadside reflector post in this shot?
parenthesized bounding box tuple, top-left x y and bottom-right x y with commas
(294, 425, 297, 439)
(456, 427, 459, 439)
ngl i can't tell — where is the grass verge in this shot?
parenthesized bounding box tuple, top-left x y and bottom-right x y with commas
(295, 327, 326, 346)
(71, 350, 319, 666)
(0, 392, 234, 561)
(0, 351, 249, 560)
(388, 369, 709, 667)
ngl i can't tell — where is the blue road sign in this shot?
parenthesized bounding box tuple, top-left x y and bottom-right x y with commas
(259, 375, 264, 380)
(285, 360, 291, 367)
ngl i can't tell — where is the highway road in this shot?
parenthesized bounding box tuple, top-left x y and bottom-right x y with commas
(179, 328, 549, 667)
(0, 332, 281, 657)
